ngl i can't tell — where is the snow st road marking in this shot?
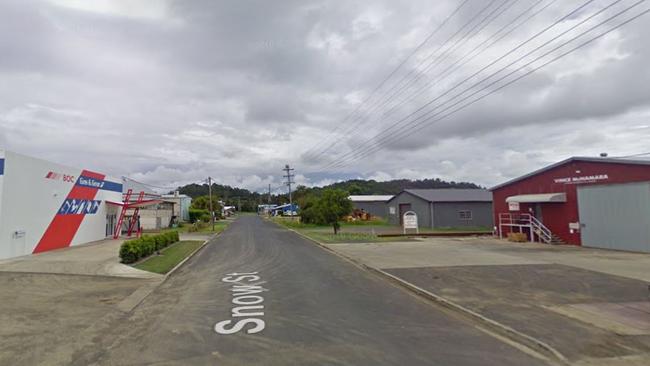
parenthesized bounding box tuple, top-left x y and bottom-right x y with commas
(215, 272, 267, 335)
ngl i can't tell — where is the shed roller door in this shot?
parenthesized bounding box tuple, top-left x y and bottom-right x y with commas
(578, 182, 650, 253)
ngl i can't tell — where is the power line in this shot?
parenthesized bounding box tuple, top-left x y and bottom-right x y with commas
(301, 0, 471, 161)
(362, 0, 519, 125)
(304, 0, 489, 162)
(312, 0, 524, 162)
(320, 0, 608, 169)
(321, 0, 601, 169)
(308, 0, 503, 163)
(326, 2, 649, 170)
(327, 1, 643, 169)
(380, 0, 555, 120)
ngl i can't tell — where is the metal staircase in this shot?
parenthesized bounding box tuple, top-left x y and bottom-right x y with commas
(498, 213, 559, 244)
(529, 215, 552, 244)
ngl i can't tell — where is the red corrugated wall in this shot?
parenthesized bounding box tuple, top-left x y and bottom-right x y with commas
(492, 160, 650, 245)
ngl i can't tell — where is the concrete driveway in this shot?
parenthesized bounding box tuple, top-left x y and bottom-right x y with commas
(0, 238, 159, 278)
(326, 237, 650, 365)
(330, 236, 650, 282)
(0, 232, 213, 278)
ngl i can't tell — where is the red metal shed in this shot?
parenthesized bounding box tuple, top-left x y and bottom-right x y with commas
(491, 157, 650, 246)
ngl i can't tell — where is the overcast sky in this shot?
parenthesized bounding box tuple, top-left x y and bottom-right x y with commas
(1, 0, 648, 192)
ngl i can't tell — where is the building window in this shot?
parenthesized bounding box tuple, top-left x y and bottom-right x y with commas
(459, 210, 472, 220)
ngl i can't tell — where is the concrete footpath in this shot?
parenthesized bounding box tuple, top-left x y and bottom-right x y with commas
(325, 237, 650, 366)
(0, 232, 214, 365)
(0, 238, 158, 278)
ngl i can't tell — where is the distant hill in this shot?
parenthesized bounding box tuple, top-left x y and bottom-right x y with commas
(319, 178, 482, 195)
(175, 178, 482, 211)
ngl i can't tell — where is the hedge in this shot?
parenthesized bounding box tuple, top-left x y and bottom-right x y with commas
(119, 231, 180, 264)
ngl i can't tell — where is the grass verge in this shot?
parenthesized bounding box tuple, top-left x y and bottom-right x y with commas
(306, 232, 414, 243)
(271, 217, 413, 243)
(134, 240, 203, 274)
(144, 221, 230, 235)
(271, 216, 490, 243)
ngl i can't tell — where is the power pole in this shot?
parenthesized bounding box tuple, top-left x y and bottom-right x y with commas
(208, 176, 214, 231)
(268, 184, 271, 204)
(283, 164, 295, 216)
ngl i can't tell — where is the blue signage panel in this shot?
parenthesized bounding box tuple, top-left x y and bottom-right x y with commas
(75, 175, 123, 192)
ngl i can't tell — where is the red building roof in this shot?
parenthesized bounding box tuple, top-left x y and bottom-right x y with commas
(490, 156, 650, 191)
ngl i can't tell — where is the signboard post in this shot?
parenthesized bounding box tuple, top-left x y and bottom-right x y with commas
(402, 211, 419, 234)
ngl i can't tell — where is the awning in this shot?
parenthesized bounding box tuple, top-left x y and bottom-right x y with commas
(506, 193, 566, 203)
(105, 200, 125, 206)
(104, 199, 163, 208)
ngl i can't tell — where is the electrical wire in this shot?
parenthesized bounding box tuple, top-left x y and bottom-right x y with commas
(301, 0, 471, 160)
(319, 0, 608, 169)
(381, 0, 556, 120)
(326, 3, 649, 170)
(306, 0, 500, 162)
(314, 0, 530, 161)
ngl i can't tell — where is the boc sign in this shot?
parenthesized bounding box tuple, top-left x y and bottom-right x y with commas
(402, 211, 419, 234)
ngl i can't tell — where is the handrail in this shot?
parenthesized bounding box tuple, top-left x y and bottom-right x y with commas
(529, 215, 552, 243)
(498, 212, 553, 243)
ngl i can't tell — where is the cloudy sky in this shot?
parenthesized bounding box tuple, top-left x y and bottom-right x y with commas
(1, 0, 648, 192)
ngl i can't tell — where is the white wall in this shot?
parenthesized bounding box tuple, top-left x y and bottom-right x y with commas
(0, 150, 122, 260)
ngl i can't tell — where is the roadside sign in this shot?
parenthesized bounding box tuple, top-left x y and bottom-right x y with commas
(402, 211, 418, 234)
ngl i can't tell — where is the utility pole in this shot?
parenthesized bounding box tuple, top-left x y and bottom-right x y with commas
(283, 164, 295, 216)
(208, 176, 214, 231)
(268, 184, 271, 204)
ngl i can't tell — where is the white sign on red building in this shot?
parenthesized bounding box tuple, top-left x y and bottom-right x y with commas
(553, 174, 609, 185)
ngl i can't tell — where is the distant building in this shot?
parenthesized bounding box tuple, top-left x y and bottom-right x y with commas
(270, 203, 299, 216)
(386, 189, 493, 228)
(348, 195, 393, 218)
(257, 204, 277, 215)
(222, 205, 236, 217)
(162, 192, 192, 222)
(120, 179, 175, 231)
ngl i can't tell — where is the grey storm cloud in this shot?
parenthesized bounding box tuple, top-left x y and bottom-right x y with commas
(0, 0, 648, 192)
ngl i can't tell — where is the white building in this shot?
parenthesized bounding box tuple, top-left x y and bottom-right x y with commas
(0, 150, 123, 260)
(161, 192, 192, 222)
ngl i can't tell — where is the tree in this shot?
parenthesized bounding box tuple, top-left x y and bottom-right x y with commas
(190, 196, 222, 219)
(313, 189, 353, 234)
(347, 183, 364, 195)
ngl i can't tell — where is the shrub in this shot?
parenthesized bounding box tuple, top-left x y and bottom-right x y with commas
(119, 231, 181, 264)
(199, 213, 212, 223)
(153, 235, 165, 250)
(189, 209, 209, 223)
(119, 241, 138, 264)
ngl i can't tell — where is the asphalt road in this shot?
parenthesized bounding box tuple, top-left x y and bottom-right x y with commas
(73, 216, 547, 366)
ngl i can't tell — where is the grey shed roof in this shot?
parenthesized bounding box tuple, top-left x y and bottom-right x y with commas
(388, 189, 492, 203)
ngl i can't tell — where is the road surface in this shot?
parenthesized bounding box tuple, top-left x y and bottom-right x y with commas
(74, 216, 547, 366)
